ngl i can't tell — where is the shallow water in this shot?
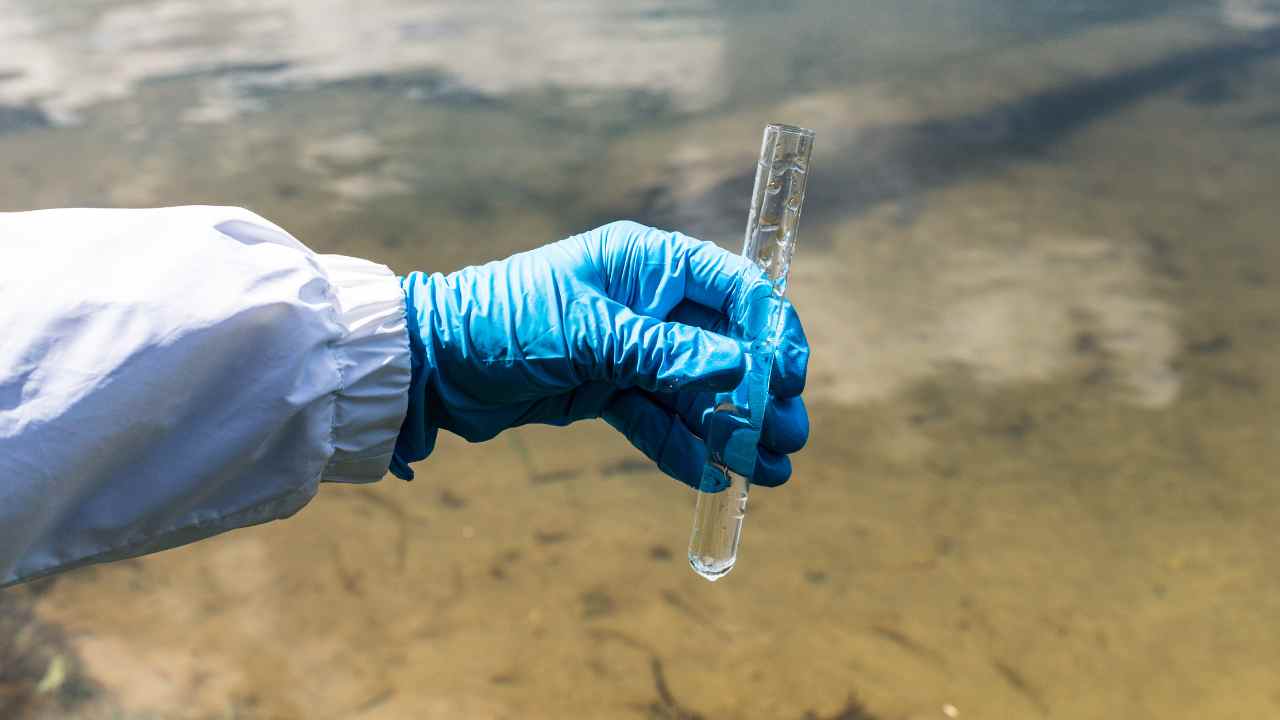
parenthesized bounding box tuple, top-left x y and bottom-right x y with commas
(3, 2, 1280, 718)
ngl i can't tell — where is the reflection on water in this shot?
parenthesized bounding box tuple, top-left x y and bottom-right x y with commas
(0, 0, 1202, 125)
(0, 0, 728, 123)
(3, 1, 1280, 719)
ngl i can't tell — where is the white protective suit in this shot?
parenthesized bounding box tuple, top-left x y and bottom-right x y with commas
(0, 206, 411, 587)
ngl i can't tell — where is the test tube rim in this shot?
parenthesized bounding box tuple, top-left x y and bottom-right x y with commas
(765, 123, 816, 138)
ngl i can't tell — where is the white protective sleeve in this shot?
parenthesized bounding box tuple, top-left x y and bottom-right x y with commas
(0, 206, 411, 587)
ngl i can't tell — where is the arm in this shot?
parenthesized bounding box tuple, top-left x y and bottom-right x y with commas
(0, 206, 410, 586)
(0, 212, 809, 587)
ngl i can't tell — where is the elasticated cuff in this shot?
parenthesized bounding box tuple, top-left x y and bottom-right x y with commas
(315, 254, 412, 482)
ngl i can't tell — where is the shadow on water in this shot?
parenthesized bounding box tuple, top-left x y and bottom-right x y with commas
(644, 28, 1280, 239)
(140, 61, 295, 84)
(0, 105, 50, 136)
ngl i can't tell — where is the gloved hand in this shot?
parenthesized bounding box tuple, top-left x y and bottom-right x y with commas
(391, 221, 809, 489)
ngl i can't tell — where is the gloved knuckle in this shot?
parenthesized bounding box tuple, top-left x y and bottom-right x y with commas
(598, 219, 651, 240)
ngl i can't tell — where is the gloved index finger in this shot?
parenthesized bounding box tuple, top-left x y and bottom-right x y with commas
(671, 231, 771, 319)
(658, 229, 785, 351)
(587, 222, 803, 391)
(588, 221, 769, 323)
(667, 297, 808, 398)
(581, 297, 748, 394)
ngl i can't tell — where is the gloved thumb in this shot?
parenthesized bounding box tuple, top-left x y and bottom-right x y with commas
(577, 298, 747, 393)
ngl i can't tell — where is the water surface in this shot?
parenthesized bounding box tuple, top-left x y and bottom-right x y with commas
(3, 2, 1280, 718)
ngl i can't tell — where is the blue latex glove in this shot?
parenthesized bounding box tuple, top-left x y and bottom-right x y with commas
(391, 221, 809, 488)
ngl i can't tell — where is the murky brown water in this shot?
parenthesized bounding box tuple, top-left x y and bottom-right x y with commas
(3, 2, 1280, 718)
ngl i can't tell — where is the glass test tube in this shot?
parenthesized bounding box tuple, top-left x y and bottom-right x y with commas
(688, 123, 815, 582)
